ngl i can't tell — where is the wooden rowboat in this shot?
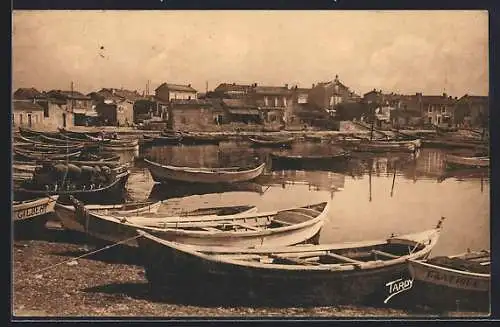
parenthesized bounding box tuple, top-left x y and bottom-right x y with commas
(14, 171, 130, 204)
(270, 151, 350, 170)
(407, 250, 490, 311)
(135, 217, 443, 306)
(444, 154, 489, 170)
(55, 200, 163, 234)
(144, 158, 266, 184)
(177, 132, 225, 145)
(12, 195, 59, 222)
(57, 200, 257, 239)
(142, 134, 182, 145)
(67, 200, 329, 248)
(248, 136, 295, 147)
(350, 139, 421, 153)
(422, 138, 487, 150)
(13, 147, 82, 161)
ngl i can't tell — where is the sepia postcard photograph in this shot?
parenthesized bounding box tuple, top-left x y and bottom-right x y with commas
(11, 10, 490, 318)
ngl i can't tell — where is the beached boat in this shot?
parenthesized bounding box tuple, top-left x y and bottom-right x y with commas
(270, 151, 350, 170)
(248, 136, 295, 147)
(14, 171, 130, 204)
(18, 126, 60, 138)
(100, 142, 139, 151)
(350, 138, 421, 153)
(13, 147, 82, 161)
(56, 200, 162, 233)
(444, 154, 489, 170)
(142, 134, 182, 145)
(144, 158, 266, 184)
(12, 195, 59, 223)
(407, 250, 490, 311)
(135, 217, 443, 306)
(68, 200, 329, 248)
(57, 200, 257, 237)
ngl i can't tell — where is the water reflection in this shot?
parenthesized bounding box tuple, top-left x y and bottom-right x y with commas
(127, 143, 489, 257)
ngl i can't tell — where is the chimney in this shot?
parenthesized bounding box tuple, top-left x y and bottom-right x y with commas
(443, 92, 447, 98)
(284, 84, 288, 89)
(188, 84, 191, 87)
(312, 83, 315, 88)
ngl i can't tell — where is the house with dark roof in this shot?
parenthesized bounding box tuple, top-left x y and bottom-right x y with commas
(419, 93, 457, 126)
(155, 83, 198, 102)
(12, 88, 76, 129)
(89, 88, 143, 126)
(12, 100, 45, 128)
(167, 99, 225, 131)
(453, 95, 488, 128)
(45, 90, 93, 126)
(308, 75, 361, 117)
(221, 98, 261, 124)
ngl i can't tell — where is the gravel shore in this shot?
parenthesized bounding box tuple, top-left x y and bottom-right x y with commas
(12, 222, 487, 319)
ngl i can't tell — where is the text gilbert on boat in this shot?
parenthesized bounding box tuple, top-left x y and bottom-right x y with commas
(134, 218, 445, 306)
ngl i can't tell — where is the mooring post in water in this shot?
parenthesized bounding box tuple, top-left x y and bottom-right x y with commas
(368, 160, 372, 202)
(390, 166, 397, 197)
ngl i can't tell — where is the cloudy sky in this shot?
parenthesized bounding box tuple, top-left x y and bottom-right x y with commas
(12, 10, 488, 97)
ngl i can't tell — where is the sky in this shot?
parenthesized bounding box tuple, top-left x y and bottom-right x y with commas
(12, 10, 489, 97)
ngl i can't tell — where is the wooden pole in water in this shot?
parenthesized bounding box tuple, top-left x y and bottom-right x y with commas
(390, 164, 397, 197)
(368, 159, 372, 202)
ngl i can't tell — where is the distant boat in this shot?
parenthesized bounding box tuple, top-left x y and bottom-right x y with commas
(270, 150, 350, 170)
(69, 200, 329, 248)
(444, 154, 489, 170)
(248, 136, 295, 147)
(350, 138, 421, 153)
(176, 131, 225, 145)
(142, 134, 182, 145)
(135, 218, 443, 306)
(144, 158, 266, 184)
(407, 250, 490, 312)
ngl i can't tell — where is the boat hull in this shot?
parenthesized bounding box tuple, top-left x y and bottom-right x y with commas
(445, 155, 489, 170)
(12, 196, 59, 223)
(137, 234, 432, 306)
(14, 172, 130, 205)
(407, 259, 490, 312)
(59, 202, 328, 248)
(351, 139, 421, 153)
(145, 159, 266, 184)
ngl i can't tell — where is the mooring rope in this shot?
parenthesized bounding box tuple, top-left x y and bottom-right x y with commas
(31, 234, 142, 276)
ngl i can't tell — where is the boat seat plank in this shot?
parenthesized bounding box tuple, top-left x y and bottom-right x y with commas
(269, 254, 320, 265)
(371, 249, 400, 259)
(231, 221, 263, 231)
(326, 252, 364, 264)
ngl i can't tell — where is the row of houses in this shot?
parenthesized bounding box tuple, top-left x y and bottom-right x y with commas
(12, 75, 488, 131)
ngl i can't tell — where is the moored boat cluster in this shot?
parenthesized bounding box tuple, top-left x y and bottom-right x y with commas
(12, 125, 490, 312)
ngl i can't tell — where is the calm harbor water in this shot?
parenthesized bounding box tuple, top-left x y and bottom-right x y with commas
(118, 141, 490, 258)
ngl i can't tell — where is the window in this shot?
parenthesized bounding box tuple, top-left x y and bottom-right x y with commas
(264, 96, 269, 106)
(19, 113, 23, 125)
(428, 105, 432, 113)
(441, 106, 446, 113)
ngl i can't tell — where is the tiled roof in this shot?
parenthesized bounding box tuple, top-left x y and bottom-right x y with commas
(214, 83, 253, 93)
(13, 88, 46, 100)
(46, 90, 91, 100)
(155, 83, 197, 93)
(170, 99, 213, 106)
(457, 95, 489, 103)
(253, 86, 291, 96)
(13, 100, 44, 111)
(420, 95, 456, 105)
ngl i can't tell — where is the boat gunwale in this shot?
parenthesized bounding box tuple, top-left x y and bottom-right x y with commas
(137, 227, 440, 271)
(407, 258, 490, 278)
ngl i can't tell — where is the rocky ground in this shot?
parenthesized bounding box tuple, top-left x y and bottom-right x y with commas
(12, 222, 487, 319)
